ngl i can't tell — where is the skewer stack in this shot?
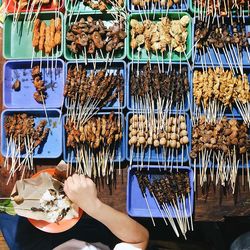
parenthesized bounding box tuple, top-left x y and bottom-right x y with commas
(133, 168, 193, 239)
(129, 14, 190, 70)
(193, 67, 250, 125)
(10, 0, 61, 23)
(131, 0, 187, 15)
(130, 62, 190, 114)
(67, 0, 124, 12)
(190, 116, 250, 193)
(193, 18, 250, 74)
(192, 0, 249, 22)
(3, 113, 50, 181)
(66, 15, 126, 66)
(64, 112, 123, 181)
(128, 113, 189, 169)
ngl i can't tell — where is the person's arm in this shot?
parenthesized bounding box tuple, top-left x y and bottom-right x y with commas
(64, 174, 149, 250)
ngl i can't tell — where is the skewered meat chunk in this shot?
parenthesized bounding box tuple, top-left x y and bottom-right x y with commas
(12, 80, 21, 91)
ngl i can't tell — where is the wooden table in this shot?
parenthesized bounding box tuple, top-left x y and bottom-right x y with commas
(1, 29, 250, 222)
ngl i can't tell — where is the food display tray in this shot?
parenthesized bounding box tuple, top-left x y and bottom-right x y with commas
(125, 111, 191, 163)
(6, 0, 64, 13)
(127, 165, 194, 218)
(126, 62, 192, 112)
(65, 60, 126, 110)
(192, 17, 250, 66)
(192, 66, 250, 117)
(65, 0, 126, 13)
(127, 0, 189, 12)
(64, 13, 126, 61)
(189, 1, 249, 14)
(1, 109, 63, 158)
(3, 12, 64, 60)
(127, 12, 192, 62)
(190, 115, 249, 168)
(3, 59, 65, 109)
(62, 112, 126, 163)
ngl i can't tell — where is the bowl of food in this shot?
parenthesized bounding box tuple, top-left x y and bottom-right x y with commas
(12, 166, 83, 233)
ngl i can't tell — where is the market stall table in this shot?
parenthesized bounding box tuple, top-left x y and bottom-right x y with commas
(0, 27, 250, 223)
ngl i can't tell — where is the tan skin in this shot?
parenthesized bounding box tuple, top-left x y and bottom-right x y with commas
(64, 174, 149, 250)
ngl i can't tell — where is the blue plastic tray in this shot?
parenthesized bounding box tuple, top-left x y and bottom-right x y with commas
(192, 17, 250, 66)
(190, 115, 249, 169)
(3, 59, 65, 109)
(192, 66, 250, 117)
(127, 0, 189, 12)
(127, 62, 191, 112)
(127, 165, 194, 218)
(126, 111, 191, 163)
(1, 109, 62, 158)
(65, 61, 126, 110)
(62, 112, 126, 163)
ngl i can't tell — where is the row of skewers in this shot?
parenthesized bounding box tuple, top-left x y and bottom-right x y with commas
(66, 15, 126, 67)
(193, 67, 250, 125)
(64, 112, 123, 180)
(32, 17, 62, 60)
(129, 15, 190, 68)
(67, 0, 124, 12)
(194, 18, 250, 75)
(190, 116, 250, 193)
(131, 0, 187, 13)
(128, 113, 190, 168)
(192, 0, 250, 22)
(3, 113, 50, 183)
(134, 169, 193, 239)
(130, 62, 190, 112)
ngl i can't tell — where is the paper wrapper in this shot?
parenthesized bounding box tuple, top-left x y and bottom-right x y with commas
(11, 170, 79, 223)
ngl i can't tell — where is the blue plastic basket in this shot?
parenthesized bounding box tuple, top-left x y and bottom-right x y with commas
(125, 111, 191, 163)
(127, 0, 189, 12)
(3, 59, 65, 109)
(65, 60, 126, 110)
(1, 109, 62, 158)
(126, 62, 192, 112)
(62, 112, 126, 163)
(192, 17, 250, 66)
(127, 165, 194, 218)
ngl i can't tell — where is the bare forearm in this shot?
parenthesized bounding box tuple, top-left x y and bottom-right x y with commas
(83, 200, 149, 249)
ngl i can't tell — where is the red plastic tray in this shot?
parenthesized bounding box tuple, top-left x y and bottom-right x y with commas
(5, 0, 64, 13)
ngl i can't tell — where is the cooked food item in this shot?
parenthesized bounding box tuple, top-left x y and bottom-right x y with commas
(32, 65, 47, 103)
(39, 189, 72, 223)
(12, 79, 21, 91)
(64, 66, 124, 108)
(66, 16, 126, 57)
(32, 18, 62, 55)
(130, 15, 190, 55)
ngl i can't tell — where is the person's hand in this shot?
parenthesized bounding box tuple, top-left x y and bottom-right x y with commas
(64, 174, 101, 215)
